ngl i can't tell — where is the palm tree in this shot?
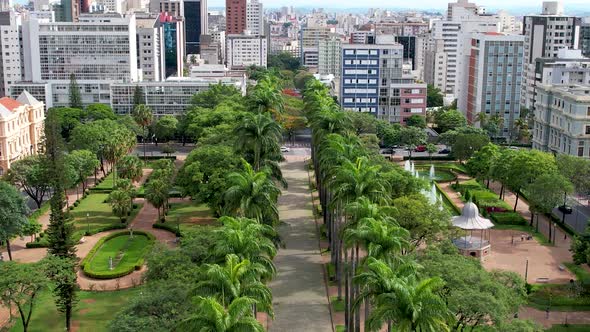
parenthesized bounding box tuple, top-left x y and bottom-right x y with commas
(249, 74, 284, 118)
(193, 254, 273, 317)
(234, 113, 283, 172)
(145, 178, 169, 219)
(176, 296, 264, 332)
(365, 273, 451, 332)
(117, 155, 144, 182)
(213, 216, 277, 280)
(132, 104, 153, 159)
(108, 189, 132, 222)
(103, 127, 136, 187)
(224, 160, 281, 226)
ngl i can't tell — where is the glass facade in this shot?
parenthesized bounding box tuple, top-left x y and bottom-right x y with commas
(185, 0, 202, 54)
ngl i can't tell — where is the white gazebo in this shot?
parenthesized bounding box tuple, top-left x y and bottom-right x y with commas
(451, 201, 493, 261)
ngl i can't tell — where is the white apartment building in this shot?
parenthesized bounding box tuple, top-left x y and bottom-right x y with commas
(0, 12, 22, 97)
(136, 15, 166, 81)
(521, 1, 581, 110)
(246, 0, 264, 36)
(20, 13, 138, 107)
(532, 84, 590, 158)
(96, 0, 125, 13)
(424, 38, 447, 93)
(497, 10, 523, 33)
(226, 33, 267, 70)
(427, 1, 500, 100)
(535, 49, 590, 86)
(318, 37, 341, 76)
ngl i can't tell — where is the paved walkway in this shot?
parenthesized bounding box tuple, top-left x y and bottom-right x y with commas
(519, 307, 590, 328)
(268, 156, 332, 332)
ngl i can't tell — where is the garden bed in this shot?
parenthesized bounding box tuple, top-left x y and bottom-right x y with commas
(81, 231, 155, 279)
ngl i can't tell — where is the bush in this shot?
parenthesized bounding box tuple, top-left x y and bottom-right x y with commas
(68, 206, 75, 210)
(490, 212, 527, 225)
(26, 240, 49, 248)
(121, 217, 127, 223)
(132, 203, 138, 209)
(74, 201, 79, 207)
(403, 155, 455, 161)
(153, 222, 181, 237)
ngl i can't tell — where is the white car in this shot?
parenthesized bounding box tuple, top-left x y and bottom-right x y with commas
(281, 146, 290, 153)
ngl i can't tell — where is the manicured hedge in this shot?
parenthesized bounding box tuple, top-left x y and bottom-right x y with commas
(490, 212, 527, 225)
(434, 182, 461, 215)
(403, 155, 455, 161)
(81, 230, 155, 279)
(153, 222, 181, 237)
(139, 155, 177, 160)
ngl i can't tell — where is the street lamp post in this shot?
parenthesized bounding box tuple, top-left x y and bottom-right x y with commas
(86, 213, 90, 235)
(524, 258, 529, 283)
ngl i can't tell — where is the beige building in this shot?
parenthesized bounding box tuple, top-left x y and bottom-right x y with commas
(0, 91, 45, 175)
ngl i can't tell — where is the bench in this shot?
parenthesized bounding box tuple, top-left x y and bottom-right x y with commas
(536, 277, 550, 283)
(559, 264, 566, 271)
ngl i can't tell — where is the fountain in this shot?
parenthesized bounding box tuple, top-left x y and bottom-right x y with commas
(404, 160, 411, 172)
(429, 164, 435, 179)
(410, 161, 415, 175)
(430, 183, 438, 204)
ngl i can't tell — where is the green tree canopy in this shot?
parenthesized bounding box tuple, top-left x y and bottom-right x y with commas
(427, 84, 443, 107)
(405, 115, 427, 128)
(6, 155, 50, 209)
(434, 109, 467, 133)
(153, 115, 178, 142)
(0, 181, 30, 260)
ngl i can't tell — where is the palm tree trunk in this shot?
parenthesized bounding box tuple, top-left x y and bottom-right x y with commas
(364, 297, 370, 331)
(344, 248, 349, 332)
(354, 245, 361, 332)
(348, 246, 354, 331)
(6, 239, 12, 261)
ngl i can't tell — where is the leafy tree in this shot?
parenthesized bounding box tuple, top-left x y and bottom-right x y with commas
(153, 115, 178, 143)
(176, 296, 264, 332)
(161, 143, 176, 157)
(505, 150, 557, 211)
(108, 190, 132, 222)
(117, 155, 143, 182)
(376, 121, 401, 147)
(426, 143, 437, 160)
(183, 103, 246, 142)
(418, 246, 527, 330)
(526, 173, 573, 235)
(22, 219, 42, 242)
(391, 195, 451, 249)
(466, 143, 500, 185)
(268, 51, 301, 71)
(132, 104, 154, 158)
(427, 84, 443, 107)
(69, 73, 82, 109)
(399, 126, 426, 159)
(556, 154, 590, 194)
(44, 256, 78, 332)
(85, 104, 116, 121)
(433, 109, 466, 133)
(190, 83, 242, 109)
(44, 110, 77, 260)
(0, 181, 30, 260)
(0, 261, 48, 331)
(118, 115, 143, 137)
(177, 145, 241, 215)
(571, 227, 590, 265)
(6, 155, 50, 208)
(65, 149, 99, 193)
(348, 111, 379, 135)
(451, 133, 490, 162)
(438, 126, 487, 147)
(132, 85, 145, 107)
(293, 71, 315, 90)
(282, 115, 306, 146)
(359, 134, 380, 153)
(405, 115, 426, 128)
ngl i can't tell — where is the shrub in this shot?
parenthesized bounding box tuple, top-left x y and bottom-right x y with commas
(490, 212, 527, 225)
(159, 217, 166, 223)
(74, 201, 79, 207)
(26, 240, 48, 248)
(68, 206, 74, 210)
(153, 222, 181, 237)
(132, 203, 138, 209)
(120, 217, 127, 223)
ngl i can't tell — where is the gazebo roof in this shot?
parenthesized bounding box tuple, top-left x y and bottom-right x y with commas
(452, 201, 494, 230)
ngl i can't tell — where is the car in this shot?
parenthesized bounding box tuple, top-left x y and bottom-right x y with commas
(381, 148, 395, 155)
(438, 148, 451, 154)
(558, 205, 573, 214)
(414, 145, 426, 152)
(280, 146, 290, 153)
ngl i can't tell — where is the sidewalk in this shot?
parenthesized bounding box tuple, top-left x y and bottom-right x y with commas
(268, 156, 332, 332)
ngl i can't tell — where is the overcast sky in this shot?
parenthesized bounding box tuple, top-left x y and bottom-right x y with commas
(207, 0, 588, 11)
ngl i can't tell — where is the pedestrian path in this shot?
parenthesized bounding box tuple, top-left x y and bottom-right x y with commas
(268, 157, 332, 332)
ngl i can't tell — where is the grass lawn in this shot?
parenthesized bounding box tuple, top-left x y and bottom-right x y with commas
(528, 284, 590, 311)
(564, 263, 590, 283)
(166, 201, 214, 224)
(93, 172, 116, 191)
(546, 325, 590, 331)
(9, 287, 141, 332)
(85, 234, 150, 276)
(70, 193, 143, 238)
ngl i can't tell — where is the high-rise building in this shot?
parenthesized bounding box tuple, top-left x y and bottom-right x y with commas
(54, 0, 79, 22)
(532, 84, 590, 157)
(185, 0, 207, 54)
(318, 36, 341, 76)
(0, 12, 22, 97)
(461, 32, 524, 138)
(300, 27, 330, 67)
(20, 14, 138, 107)
(160, 12, 186, 77)
(136, 15, 166, 82)
(225, 0, 246, 35)
(580, 21, 590, 58)
(226, 33, 267, 70)
(246, 0, 263, 35)
(521, 1, 581, 110)
(340, 43, 427, 124)
(150, 0, 184, 16)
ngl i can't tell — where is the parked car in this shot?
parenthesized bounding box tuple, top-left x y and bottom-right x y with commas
(414, 145, 426, 152)
(438, 148, 451, 154)
(280, 146, 290, 153)
(558, 205, 573, 214)
(380, 148, 395, 155)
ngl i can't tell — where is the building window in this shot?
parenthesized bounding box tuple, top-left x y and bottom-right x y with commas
(579, 147, 584, 157)
(587, 126, 590, 135)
